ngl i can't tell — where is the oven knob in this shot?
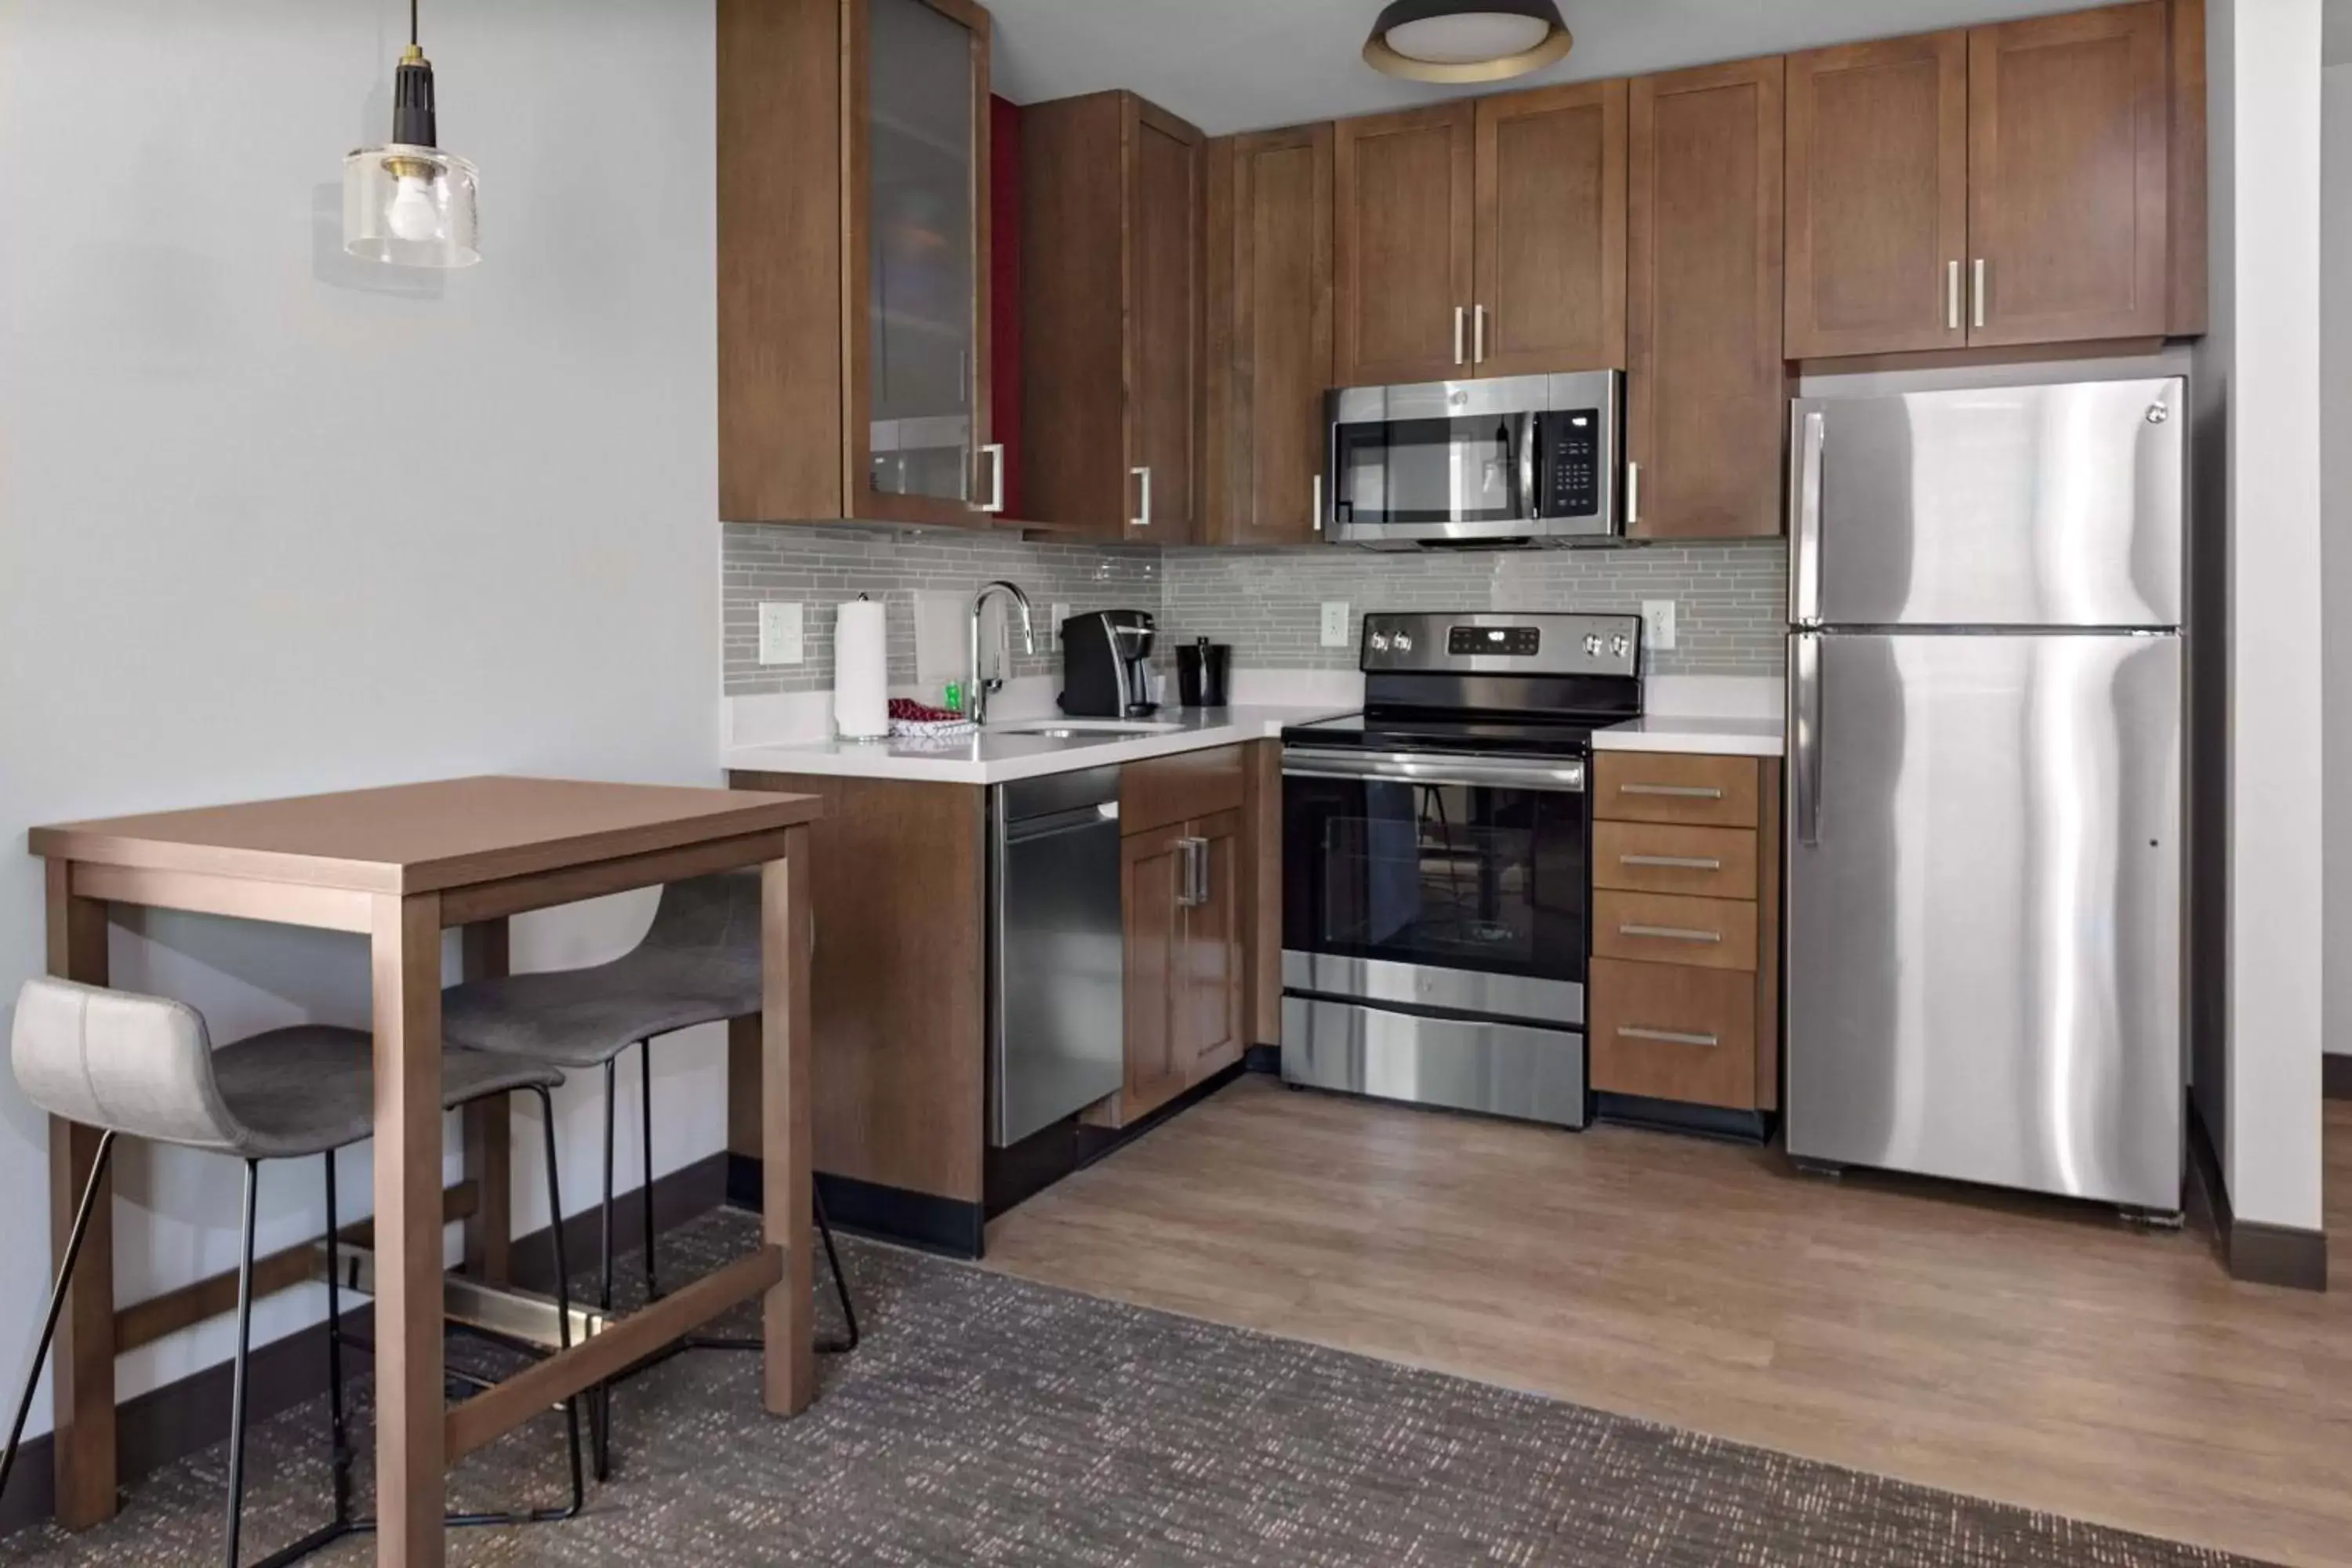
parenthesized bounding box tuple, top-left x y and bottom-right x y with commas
(1611, 636, 1632, 657)
(1371, 632, 1392, 653)
(1393, 631, 1414, 653)
(1584, 634, 1604, 655)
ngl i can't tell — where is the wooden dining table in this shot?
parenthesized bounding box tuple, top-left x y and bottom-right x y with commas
(25, 775, 825, 1568)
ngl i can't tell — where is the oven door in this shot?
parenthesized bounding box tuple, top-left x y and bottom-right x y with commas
(1281, 749, 1588, 1027)
(1327, 379, 1542, 546)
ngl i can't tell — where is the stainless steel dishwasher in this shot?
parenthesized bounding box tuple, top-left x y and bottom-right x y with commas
(989, 765, 1125, 1147)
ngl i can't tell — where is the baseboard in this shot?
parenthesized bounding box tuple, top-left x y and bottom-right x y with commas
(2187, 1105, 2328, 1291)
(0, 1152, 732, 1542)
(1593, 1092, 1771, 1145)
(2325, 1054, 2352, 1102)
(727, 1158, 987, 1261)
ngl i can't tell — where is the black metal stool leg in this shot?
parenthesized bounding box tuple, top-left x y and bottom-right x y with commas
(534, 1087, 587, 1519)
(223, 1158, 261, 1568)
(593, 1058, 618, 1483)
(0, 1130, 115, 1505)
(323, 1154, 353, 1528)
(639, 1039, 658, 1303)
(815, 1188, 860, 1355)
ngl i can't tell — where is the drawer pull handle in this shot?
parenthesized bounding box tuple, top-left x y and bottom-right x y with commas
(1621, 855, 1722, 871)
(1620, 783, 1725, 800)
(1618, 924, 1722, 944)
(1618, 1025, 1720, 1048)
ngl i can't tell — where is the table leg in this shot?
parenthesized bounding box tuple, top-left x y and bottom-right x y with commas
(372, 893, 447, 1566)
(459, 920, 512, 1286)
(760, 829, 817, 1415)
(44, 861, 116, 1530)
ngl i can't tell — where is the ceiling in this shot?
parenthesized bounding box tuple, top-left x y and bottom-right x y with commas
(986, 0, 2118, 136)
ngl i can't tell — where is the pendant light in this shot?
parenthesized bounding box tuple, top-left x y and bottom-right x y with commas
(343, 0, 480, 267)
(1363, 0, 1573, 83)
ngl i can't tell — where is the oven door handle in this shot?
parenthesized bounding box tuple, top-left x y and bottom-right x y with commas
(1518, 409, 1541, 521)
(1283, 749, 1587, 793)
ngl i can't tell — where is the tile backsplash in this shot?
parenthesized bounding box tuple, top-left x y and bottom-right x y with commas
(724, 524, 1787, 697)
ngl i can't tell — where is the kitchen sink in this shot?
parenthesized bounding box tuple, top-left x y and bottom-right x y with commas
(991, 719, 1183, 738)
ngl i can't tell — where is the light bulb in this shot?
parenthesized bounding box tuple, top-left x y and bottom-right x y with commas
(386, 172, 442, 244)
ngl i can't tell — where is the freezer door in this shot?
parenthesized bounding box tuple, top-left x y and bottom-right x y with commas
(1785, 630, 2182, 1210)
(1790, 378, 2183, 630)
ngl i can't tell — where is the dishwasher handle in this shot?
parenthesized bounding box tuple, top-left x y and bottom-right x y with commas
(1004, 800, 1121, 842)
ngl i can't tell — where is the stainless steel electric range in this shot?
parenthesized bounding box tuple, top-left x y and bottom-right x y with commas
(1279, 610, 1642, 1130)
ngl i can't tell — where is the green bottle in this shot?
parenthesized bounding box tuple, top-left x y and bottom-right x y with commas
(944, 681, 964, 716)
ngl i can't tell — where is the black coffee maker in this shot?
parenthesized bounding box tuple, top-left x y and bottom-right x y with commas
(1059, 610, 1159, 718)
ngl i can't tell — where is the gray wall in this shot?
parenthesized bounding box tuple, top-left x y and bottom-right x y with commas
(0, 0, 721, 1425)
(723, 526, 1788, 696)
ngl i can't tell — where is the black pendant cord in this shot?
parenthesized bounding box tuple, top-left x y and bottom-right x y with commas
(411, 0, 419, 48)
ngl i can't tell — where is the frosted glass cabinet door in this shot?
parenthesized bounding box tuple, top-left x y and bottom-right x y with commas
(862, 0, 983, 513)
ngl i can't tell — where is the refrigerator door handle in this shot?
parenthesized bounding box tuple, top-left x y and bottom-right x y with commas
(1794, 631, 1824, 848)
(1791, 408, 1826, 626)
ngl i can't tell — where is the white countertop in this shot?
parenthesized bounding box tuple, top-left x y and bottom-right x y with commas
(1592, 714, 1784, 757)
(728, 704, 1356, 786)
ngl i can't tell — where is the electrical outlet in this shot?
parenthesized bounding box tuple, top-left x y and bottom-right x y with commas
(757, 601, 804, 666)
(1049, 602, 1071, 650)
(1319, 601, 1352, 648)
(1640, 600, 1677, 652)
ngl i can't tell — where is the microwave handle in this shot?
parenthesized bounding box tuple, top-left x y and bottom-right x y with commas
(1518, 410, 1540, 520)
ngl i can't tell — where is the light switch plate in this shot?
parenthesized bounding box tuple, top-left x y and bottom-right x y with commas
(1050, 602, 1071, 650)
(757, 601, 804, 666)
(1319, 601, 1351, 648)
(1641, 600, 1678, 652)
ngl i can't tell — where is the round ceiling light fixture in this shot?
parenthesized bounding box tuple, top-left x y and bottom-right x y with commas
(1363, 0, 1573, 83)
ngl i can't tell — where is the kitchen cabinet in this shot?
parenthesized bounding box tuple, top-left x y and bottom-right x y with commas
(718, 0, 1000, 528)
(1784, 31, 1969, 358)
(1022, 90, 1206, 542)
(1204, 125, 1334, 546)
(1332, 89, 1624, 388)
(1968, 2, 2172, 347)
(1333, 104, 1475, 387)
(1588, 753, 1781, 1119)
(1105, 750, 1247, 1126)
(1786, 2, 2181, 358)
(1626, 56, 1788, 541)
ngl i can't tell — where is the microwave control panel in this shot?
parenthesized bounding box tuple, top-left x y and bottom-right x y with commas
(1542, 410, 1602, 517)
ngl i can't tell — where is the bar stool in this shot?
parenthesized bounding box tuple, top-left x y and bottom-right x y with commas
(0, 978, 587, 1567)
(439, 871, 857, 1479)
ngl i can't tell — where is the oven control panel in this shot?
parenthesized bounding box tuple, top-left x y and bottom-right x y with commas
(1363, 612, 1640, 677)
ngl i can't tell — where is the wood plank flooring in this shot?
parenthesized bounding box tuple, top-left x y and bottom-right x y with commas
(985, 1076, 2352, 1567)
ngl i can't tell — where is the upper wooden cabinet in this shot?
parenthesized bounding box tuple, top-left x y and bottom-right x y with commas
(719, 0, 998, 528)
(1786, 1, 2190, 359)
(1785, 32, 1969, 358)
(1021, 92, 1205, 543)
(1333, 92, 1625, 388)
(1474, 82, 1628, 378)
(1627, 57, 1788, 541)
(1333, 105, 1475, 387)
(1969, 2, 2172, 347)
(1204, 125, 1334, 547)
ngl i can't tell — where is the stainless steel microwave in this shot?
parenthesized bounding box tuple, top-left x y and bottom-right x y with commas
(1322, 370, 1623, 549)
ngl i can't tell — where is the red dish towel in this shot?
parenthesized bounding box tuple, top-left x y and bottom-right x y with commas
(888, 697, 964, 724)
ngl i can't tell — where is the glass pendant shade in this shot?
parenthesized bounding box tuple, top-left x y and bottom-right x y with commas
(1364, 0, 1573, 82)
(344, 144, 479, 268)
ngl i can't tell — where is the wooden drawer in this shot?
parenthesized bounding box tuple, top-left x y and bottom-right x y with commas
(1594, 753, 1759, 828)
(1122, 746, 1246, 837)
(1588, 957, 1759, 1110)
(1592, 891, 1758, 972)
(1593, 822, 1757, 900)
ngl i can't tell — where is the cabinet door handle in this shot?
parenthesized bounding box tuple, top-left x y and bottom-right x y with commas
(1132, 466, 1152, 529)
(1620, 782, 1722, 800)
(1973, 258, 1987, 330)
(981, 442, 1006, 514)
(1947, 260, 1962, 332)
(1177, 837, 1209, 907)
(1625, 459, 1641, 527)
(1617, 1025, 1720, 1048)
(1617, 924, 1722, 945)
(1454, 306, 1466, 367)
(1474, 304, 1488, 365)
(1312, 474, 1323, 534)
(1621, 855, 1723, 871)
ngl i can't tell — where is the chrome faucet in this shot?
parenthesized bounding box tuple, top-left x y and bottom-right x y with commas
(967, 580, 1036, 725)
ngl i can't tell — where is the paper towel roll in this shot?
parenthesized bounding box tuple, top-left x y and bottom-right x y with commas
(833, 597, 890, 740)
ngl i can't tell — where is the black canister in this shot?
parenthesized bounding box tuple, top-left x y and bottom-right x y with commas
(1175, 638, 1232, 708)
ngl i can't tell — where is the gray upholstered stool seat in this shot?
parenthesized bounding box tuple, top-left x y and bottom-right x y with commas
(2, 978, 586, 1567)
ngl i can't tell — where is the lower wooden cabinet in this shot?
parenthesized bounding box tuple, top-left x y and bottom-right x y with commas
(1588, 752, 1782, 1115)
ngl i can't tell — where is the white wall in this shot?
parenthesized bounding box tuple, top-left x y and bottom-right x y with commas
(0, 0, 722, 1432)
(2323, 62, 2352, 1064)
(2197, 0, 2328, 1230)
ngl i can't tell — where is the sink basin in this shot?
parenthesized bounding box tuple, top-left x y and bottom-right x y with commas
(992, 719, 1183, 738)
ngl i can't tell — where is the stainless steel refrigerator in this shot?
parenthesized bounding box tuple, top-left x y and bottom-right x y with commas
(1784, 376, 2184, 1214)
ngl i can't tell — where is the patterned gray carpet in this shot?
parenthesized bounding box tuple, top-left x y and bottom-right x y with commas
(0, 1209, 2267, 1566)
